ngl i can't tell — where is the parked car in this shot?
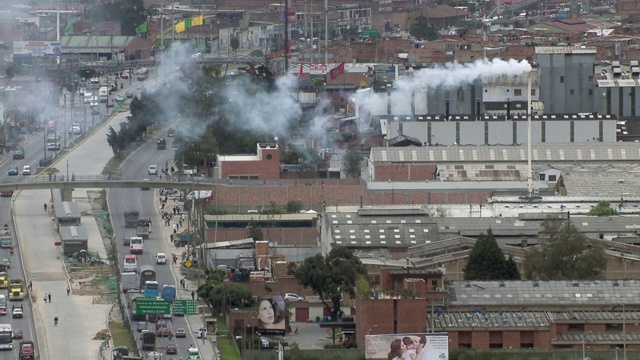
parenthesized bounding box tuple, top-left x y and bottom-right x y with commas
(284, 293, 305, 302)
(174, 328, 186, 338)
(261, 336, 277, 349)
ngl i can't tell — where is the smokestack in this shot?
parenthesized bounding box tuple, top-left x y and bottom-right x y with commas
(445, 99, 450, 120)
(506, 98, 511, 120)
(476, 99, 482, 121)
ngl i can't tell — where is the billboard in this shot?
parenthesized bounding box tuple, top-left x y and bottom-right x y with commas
(256, 295, 286, 335)
(13, 41, 61, 57)
(365, 333, 448, 360)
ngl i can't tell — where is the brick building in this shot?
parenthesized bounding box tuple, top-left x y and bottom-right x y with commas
(216, 143, 281, 181)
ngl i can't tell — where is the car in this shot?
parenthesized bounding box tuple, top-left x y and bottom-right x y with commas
(160, 188, 177, 196)
(123, 237, 131, 246)
(0, 190, 13, 197)
(12, 306, 23, 318)
(174, 328, 186, 338)
(156, 253, 167, 265)
(22, 165, 31, 175)
(12, 328, 23, 339)
(148, 165, 158, 175)
(284, 293, 305, 302)
(141, 178, 150, 190)
(7, 165, 19, 176)
(70, 123, 82, 135)
(137, 321, 148, 332)
(166, 343, 178, 355)
(146, 351, 162, 359)
(121, 70, 130, 79)
(156, 327, 171, 337)
(115, 94, 125, 102)
(167, 127, 176, 137)
(261, 336, 277, 349)
(83, 92, 93, 103)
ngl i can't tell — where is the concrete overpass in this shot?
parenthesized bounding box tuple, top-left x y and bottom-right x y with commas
(0, 175, 216, 201)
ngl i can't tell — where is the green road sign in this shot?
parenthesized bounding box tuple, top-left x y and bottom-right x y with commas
(361, 29, 380, 37)
(136, 297, 171, 315)
(173, 300, 198, 315)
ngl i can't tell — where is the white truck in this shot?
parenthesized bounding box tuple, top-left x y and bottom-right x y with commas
(99, 86, 109, 103)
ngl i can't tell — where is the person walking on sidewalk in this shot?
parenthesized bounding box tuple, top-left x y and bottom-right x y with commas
(66, 287, 70, 296)
(44, 203, 48, 212)
(48, 293, 51, 303)
(44, 293, 48, 303)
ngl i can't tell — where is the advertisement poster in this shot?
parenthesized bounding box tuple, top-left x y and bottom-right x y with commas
(256, 295, 286, 335)
(13, 41, 61, 57)
(365, 333, 448, 360)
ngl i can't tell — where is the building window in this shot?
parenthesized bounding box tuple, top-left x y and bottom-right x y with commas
(539, 173, 546, 180)
(531, 88, 536, 96)
(520, 343, 534, 349)
(568, 324, 584, 331)
(266, 154, 273, 160)
(514, 89, 522, 96)
(560, 76, 565, 83)
(606, 324, 623, 331)
(548, 174, 557, 182)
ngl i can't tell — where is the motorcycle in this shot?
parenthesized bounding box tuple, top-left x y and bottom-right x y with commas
(9, 247, 14, 255)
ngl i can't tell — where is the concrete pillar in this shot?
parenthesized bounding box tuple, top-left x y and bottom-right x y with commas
(61, 184, 73, 201)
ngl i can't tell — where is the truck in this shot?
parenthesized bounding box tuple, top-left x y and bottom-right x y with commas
(156, 138, 166, 150)
(121, 272, 139, 293)
(9, 279, 23, 301)
(141, 330, 156, 350)
(124, 211, 139, 228)
(18, 340, 35, 359)
(0, 324, 12, 349)
(136, 219, 151, 239)
(12, 148, 24, 160)
(99, 86, 109, 103)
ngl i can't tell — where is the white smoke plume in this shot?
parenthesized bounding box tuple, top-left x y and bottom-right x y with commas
(394, 58, 533, 92)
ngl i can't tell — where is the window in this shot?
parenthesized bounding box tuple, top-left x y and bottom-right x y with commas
(548, 175, 557, 182)
(531, 88, 536, 96)
(539, 173, 546, 180)
(514, 89, 522, 96)
(560, 76, 565, 83)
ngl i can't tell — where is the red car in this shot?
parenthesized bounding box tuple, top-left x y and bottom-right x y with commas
(156, 327, 171, 337)
(123, 237, 131, 246)
(0, 190, 13, 197)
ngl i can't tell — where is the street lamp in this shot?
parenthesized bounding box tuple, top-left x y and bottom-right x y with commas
(582, 331, 592, 360)
(66, 160, 69, 183)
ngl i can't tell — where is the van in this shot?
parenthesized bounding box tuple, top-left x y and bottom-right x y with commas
(156, 253, 167, 265)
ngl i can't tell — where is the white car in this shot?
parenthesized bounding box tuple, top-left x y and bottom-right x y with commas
(156, 253, 167, 265)
(148, 165, 158, 175)
(146, 351, 162, 359)
(115, 94, 125, 102)
(22, 165, 31, 176)
(284, 293, 304, 302)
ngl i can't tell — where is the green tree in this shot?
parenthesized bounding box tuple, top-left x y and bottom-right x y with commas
(522, 219, 607, 280)
(295, 247, 366, 321)
(247, 221, 264, 241)
(342, 149, 364, 179)
(408, 15, 439, 41)
(587, 201, 619, 216)
(463, 229, 521, 280)
(197, 280, 254, 316)
(286, 200, 304, 213)
(105, 126, 122, 156)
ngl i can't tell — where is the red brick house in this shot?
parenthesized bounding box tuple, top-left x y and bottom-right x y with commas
(216, 143, 281, 180)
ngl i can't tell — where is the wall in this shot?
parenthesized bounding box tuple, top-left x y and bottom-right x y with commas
(206, 227, 318, 246)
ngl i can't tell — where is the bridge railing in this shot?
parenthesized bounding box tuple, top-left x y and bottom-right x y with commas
(0, 173, 218, 184)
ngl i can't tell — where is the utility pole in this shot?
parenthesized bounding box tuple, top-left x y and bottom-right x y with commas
(324, 0, 328, 64)
(284, 0, 289, 71)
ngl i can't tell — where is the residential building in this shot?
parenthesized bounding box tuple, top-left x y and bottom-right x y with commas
(215, 143, 281, 181)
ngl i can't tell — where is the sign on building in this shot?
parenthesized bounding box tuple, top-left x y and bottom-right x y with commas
(365, 333, 448, 360)
(13, 41, 62, 57)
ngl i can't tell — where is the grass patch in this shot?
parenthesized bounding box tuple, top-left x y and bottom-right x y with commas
(109, 321, 136, 350)
(102, 156, 127, 175)
(217, 337, 241, 360)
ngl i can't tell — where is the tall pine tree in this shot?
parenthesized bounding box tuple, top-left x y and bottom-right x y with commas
(463, 229, 521, 280)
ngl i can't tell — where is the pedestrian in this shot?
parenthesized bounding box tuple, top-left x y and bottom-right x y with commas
(48, 293, 51, 303)
(66, 287, 70, 296)
(44, 203, 48, 212)
(54, 316, 58, 326)
(44, 293, 48, 303)
(28, 281, 32, 291)
(191, 291, 195, 300)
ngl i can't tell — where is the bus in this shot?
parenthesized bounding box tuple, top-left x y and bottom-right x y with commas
(123, 254, 138, 273)
(0, 295, 6, 315)
(0, 324, 12, 349)
(129, 236, 143, 254)
(144, 281, 159, 298)
(89, 78, 101, 89)
(136, 68, 149, 81)
(139, 265, 156, 290)
(161, 284, 176, 302)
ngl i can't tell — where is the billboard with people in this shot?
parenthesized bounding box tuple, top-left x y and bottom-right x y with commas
(255, 295, 286, 335)
(365, 333, 448, 360)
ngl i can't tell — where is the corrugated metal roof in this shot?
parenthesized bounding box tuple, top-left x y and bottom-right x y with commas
(370, 142, 640, 163)
(535, 46, 597, 54)
(204, 213, 318, 222)
(60, 35, 137, 49)
(448, 280, 640, 307)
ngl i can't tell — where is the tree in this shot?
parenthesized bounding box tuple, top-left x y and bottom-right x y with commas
(522, 219, 607, 280)
(342, 149, 364, 179)
(247, 221, 264, 241)
(295, 247, 366, 321)
(105, 126, 122, 156)
(587, 201, 619, 216)
(463, 229, 521, 280)
(286, 200, 304, 213)
(197, 280, 254, 316)
(408, 16, 439, 41)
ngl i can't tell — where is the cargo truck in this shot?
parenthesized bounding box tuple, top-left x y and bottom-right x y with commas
(124, 211, 139, 228)
(156, 138, 166, 150)
(9, 279, 24, 300)
(19, 340, 35, 359)
(136, 219, 151, 239)
(141, 330, 156, 350)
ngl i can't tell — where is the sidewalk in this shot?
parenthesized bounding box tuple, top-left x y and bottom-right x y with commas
(155, 194, 221, 360)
